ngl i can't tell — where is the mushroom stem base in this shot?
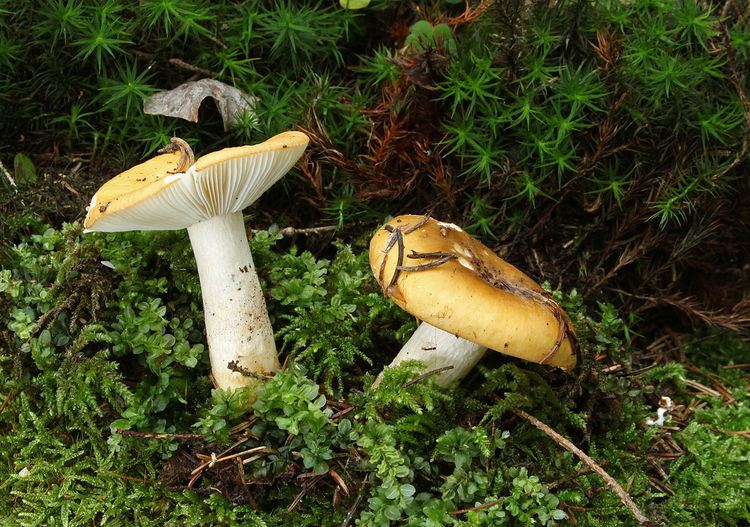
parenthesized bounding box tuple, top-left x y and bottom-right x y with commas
(188, 213, 279, 392)
(375, 322, 487, 387)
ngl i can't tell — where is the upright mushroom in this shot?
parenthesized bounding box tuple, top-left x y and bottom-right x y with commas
(84, 131, 309, 392)
(370, 214, 577, 386)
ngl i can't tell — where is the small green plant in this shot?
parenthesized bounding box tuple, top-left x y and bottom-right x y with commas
(405, 20, 457, 55)
(72, 3, 131, 73)
(268, 240, 410, 394)
(255, 1, 355, 70)
(136, 0, 213, 42)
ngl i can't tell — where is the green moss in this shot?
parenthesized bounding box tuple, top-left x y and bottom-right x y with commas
(3, 218, 746, 525)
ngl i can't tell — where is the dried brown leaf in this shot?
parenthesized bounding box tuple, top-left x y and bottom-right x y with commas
(143, 79, 257, 131)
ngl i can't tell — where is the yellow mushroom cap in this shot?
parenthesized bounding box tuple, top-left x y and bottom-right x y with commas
(84, 131, 309, 232)
(369, 215, 577, 370)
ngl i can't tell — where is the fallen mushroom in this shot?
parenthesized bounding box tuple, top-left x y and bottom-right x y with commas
(369, 214, 578, 386)
(84, 131, 309, 392)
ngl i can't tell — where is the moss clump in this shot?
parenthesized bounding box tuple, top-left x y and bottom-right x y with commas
(1, 221, 748, 525)
(2, 0, 749, 525)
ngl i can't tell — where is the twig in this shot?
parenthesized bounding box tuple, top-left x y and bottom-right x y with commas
(288, 474, 324, 512)
(189, 437, 250, 487)
(329, 468, 350, 496)
(722, 363, 750, 369)
(444, 0, 496, 27)
(686, 363, 739, 401)
(331, 406, 354, 420)
(67, 159, 83, 176)
(615, 363, 659, 377)
(115, 429, 205, 440)
(198, 446, 274, 465)
(402, 214, 431, 234)
(683, 378, 723, 399)
(168, 58, 214, 77)
(340, 475, 369, 527)
(401, 365, 455, 388)
(227, 360, 273, 379)
(648, 476, 675, 496)
(449, 497, 505, 516)
(0, 391, 13, 415)
(60, 179, 82, 197)
(388, 228, 405, 289)
(279, 225, 338, 237)
(379, 215, 435, 290)
(406, 250, 454, 259)
(0, 160, 17, 190)
(204, 33, 228, 50)
(725, 430, 750, 439)
(397, 255, 456, 271)
(242, 453, 270, 465)
(378, 224, 400, 285)
(513, 409, 651, 526)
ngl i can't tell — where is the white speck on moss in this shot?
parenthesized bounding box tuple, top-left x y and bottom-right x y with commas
(646, 396, 673, 426)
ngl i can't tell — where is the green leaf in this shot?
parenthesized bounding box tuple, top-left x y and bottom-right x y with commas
(13, 153, 36, 186)
(340, 0, 369, 9)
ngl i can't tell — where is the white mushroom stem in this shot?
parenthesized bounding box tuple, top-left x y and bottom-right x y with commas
(375, 322, 487, 388)
(187, 212, 279, 391)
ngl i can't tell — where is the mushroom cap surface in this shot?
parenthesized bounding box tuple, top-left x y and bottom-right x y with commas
(369, 215, 577, 370)
(84, 131, 309, 232)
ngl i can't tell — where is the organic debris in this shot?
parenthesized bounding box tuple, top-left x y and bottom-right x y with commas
(144, 79, 258, 131)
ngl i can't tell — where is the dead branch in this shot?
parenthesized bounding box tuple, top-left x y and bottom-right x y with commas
(401, 365, 455, 387)
(279, 225, 338, 237)
(722, 363, 750, 369)
(449, 497, 505, 516)
(0, 160, 17, 190)
(513, 409, 651, 526)
(0, 391, 13, 415)
(288, 474, 325, 512)
(189, 437, 252, 487)
(340, 475, 369, 527)
(443, 0, 496, 27)
(115, 429, 205, 440)
(167, 58, 215, 77)
(624, 293, 750, 334)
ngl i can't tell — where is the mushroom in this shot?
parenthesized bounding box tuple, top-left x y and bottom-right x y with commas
(84, 131, 309, 392)
(369, 214, 577, 387)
